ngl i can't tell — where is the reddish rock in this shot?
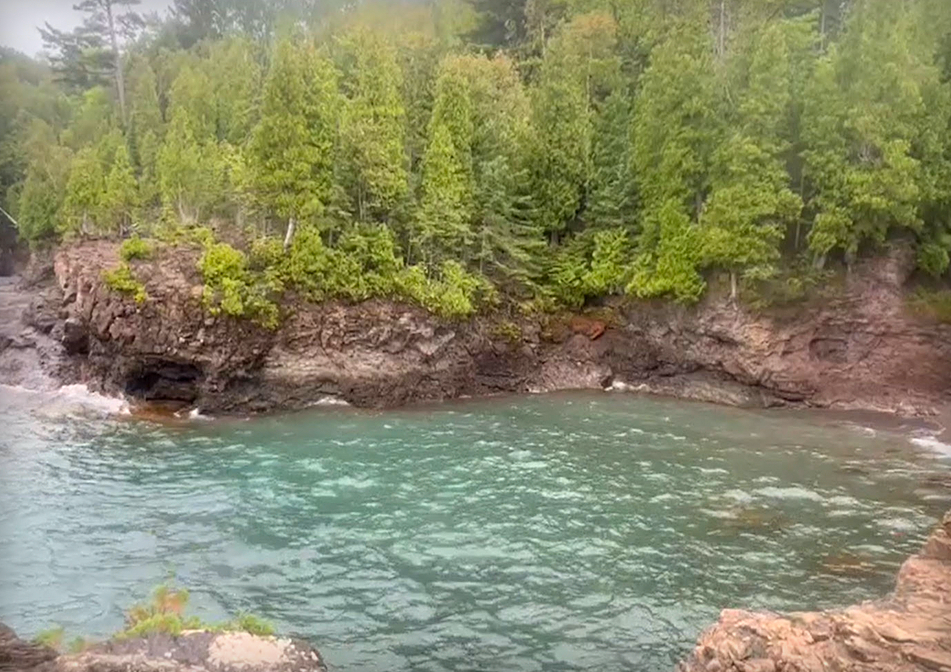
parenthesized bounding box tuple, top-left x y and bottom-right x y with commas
(678, 510, 951, 672)
(0, 240, 944, 416)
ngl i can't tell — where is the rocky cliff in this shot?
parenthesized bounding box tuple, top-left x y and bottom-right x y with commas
(4, 240, 950, 415)
(678, 510, 951, 672)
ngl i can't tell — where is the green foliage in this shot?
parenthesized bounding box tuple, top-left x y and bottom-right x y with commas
(491, 320, 523, 344)
(119, 236, 154, 261)
(397, 260, 487, 318)
(335, 28, 409, 221)
(802, 0, 934, 264)
(250, 35, 338, 225)
(7, 0, 951, 318)
(33, 627, 64, 650)
(740, 263, 833, 311)
(198, 241, 279, 328)
(37, 585, 275, 648)
(221, 613, 276, 637)
(628, 200, 706, 304)
(102, 142, 139, 235)
(908, 287, 951, 323)
(102, 263, 148, 304)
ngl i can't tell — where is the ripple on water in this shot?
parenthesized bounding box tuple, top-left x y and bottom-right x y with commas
(0, 389, 950, 672)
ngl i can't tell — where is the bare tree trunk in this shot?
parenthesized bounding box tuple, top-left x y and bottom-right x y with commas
(718, 0, 726, 59)
(104, 0, 128, 127)
(283, 217, 296, 253)
(730, 270, 737, 304)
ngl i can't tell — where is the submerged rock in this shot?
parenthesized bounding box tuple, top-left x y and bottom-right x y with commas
(677, 510, 951, 672)
(0, 626, 326, 672)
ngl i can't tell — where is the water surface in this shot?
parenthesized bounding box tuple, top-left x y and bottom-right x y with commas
(1, 386, 949, 671)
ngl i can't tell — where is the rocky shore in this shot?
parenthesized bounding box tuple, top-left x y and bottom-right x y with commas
(678, 509, 951, 672)
(2, 240, 950, 416)
(0, 623, 326, 672)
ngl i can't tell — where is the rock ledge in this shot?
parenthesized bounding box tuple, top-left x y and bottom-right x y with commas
(0, 626, 326, 672)
(678, 510, 951, 672)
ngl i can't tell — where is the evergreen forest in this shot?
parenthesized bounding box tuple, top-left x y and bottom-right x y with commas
(3, 0, 951, 320)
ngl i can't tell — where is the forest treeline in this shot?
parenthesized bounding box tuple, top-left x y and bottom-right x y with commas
(3, 0, 951, 319)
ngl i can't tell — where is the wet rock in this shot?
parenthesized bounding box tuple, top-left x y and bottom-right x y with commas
(61, 318, 88, 356)
(678, 508, 951, 672)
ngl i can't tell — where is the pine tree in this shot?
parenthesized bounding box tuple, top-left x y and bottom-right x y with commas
(465, 55, 542, 286)
(586, 88, 634, 230)
(802, 0, 924, 267)
(206, 36, 263, 145)
(157, 108, 205, 223)
(701, 21, 802, 299)
(336, 29, 409, 222)
(629, 21, 719, 301)
(102, 141, 138, 235)
(63, 0, 145, 126)
(62, 146, 105, 236)
(415, 121, 471, 266)
(250, 35, 338, 246)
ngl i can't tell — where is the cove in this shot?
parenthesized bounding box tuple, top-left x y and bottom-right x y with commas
(1, 387, 949, 671)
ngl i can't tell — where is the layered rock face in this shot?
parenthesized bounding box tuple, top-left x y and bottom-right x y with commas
(0, 624, 326, 672)
(2, 240, 947, 414)
(678, 510, 951, 672)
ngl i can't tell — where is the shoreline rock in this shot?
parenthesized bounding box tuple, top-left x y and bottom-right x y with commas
(0, 626, 326, 672)
(3, 240, 951, 417)
(677, 510, 951, 672)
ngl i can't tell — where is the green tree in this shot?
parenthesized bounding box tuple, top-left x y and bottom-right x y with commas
(628, 22, 719, 301)
(585, 88, 634, 230)
(415, 121, 471, 266)
(701, 21, 803, 299)
(157, 108, 216, 222)
(335, 29, 409, 222)
(802, 0, 925, 267)
(250, 35, 338, 247)
(205, 37, 262, 145)
(102, 141, 138, 235)
(15, 121, 71, 245)
(61, 147, 105, 236)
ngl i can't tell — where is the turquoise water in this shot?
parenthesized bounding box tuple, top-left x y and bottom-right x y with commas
(1, 386, 949, 671)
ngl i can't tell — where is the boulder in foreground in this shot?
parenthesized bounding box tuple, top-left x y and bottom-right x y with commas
(678, 510, 951, 672)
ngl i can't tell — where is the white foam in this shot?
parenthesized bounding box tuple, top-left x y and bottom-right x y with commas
(0, 383, 129, 416)
(910, 434, 951, 458)
(307, 396, 351, 407)
(754, 485, 824, 502)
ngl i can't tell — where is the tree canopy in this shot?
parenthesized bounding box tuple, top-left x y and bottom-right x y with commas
(4, 0, 951, 318)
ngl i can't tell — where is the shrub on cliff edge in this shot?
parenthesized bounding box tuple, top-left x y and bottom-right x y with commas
(102, 263, 147, 304)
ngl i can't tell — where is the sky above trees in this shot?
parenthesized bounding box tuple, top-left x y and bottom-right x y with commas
(0, 0, 171, 56)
